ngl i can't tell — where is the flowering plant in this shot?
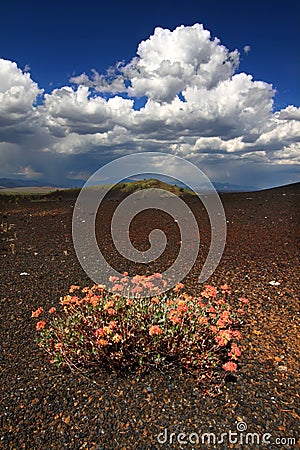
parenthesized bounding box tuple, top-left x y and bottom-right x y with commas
(32, 274, 248, 386)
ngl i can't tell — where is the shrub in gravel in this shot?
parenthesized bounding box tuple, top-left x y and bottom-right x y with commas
(31, 274, 248, 386)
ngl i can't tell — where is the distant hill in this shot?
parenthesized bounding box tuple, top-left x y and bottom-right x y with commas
(121, 176, 258, 193)
(0, 178, 62, 189)
(111, 178, 192, 195)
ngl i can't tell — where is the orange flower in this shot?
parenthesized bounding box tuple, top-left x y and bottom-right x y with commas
(151, 297, 159, 304)
(104, 300, 114, 310)
(198, 316, 208, 325)
(217, 311, 232, 327)
(177, 299, 186, 306)
(173, 282, 184, 292)
(60, 295, 72, 305)
(126, 299, 133, 306)
(96, 339, 109, 347)
(69, 285, 80, 293)
(210, 325, 218, 333)
(201, 285, 218, 298)
(103, 326, 113, 335)
(36, 320, 46, 330)
(109, 320, 118, 329)
(149, 325, 163, 336)
(94, 328, 105, 337)
(31, 307, 43, 318)
(97, 284, 106, 290)
(215, 298, 226, 305)
(107, 308, 116, 315)
(90, 295, 100, 307)
(216, 319, 226, 328)
(112, 283, 124, 292)
(215, 330, 231, 346)
(60, 295, 80, 306)
(239, 297, 249, 304)
(220, 284, 231, 294)
(112, 333, 122, 343)
(177, 305, 188, 313)
(179, 292, 190, 300)
(222, 361, 237, 372)
(131, 275, 142, 284)
(48, 307, 56, 314)
(231, 330, 242, 340)
(109, 276, 119, 283)
(152, 273, 163, 279)
(169, 314, 182, 325)
(131, 285, 143, 294)
(228, 343, 242, 359)
(123, 271, 128, 277)
(91, 283, 106, 291)
(166, 299, 174, 307)
(196, 300, 205, 308)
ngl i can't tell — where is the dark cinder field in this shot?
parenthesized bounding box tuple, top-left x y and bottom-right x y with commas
(0, 183, 299, 449)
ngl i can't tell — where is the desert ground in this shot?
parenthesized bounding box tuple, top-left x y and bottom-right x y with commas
(0, 183, 299, 449)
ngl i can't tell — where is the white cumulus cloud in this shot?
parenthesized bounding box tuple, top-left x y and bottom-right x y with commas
(0, 58, 42, 128)
(124, 24, 239, 103)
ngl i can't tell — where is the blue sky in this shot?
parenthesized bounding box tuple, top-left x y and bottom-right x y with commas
(0, 0, 299, 188)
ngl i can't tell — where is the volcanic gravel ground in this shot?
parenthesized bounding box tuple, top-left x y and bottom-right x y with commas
(0, 184, 299, 449)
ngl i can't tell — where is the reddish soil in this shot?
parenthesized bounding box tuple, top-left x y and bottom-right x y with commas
(0, 184, 299, 449)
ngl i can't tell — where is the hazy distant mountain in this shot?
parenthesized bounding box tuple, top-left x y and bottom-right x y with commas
(0, 178, 64, 189)
(211, 182, 258, 192)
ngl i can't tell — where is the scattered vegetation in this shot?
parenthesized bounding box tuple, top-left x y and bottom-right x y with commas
(111, 178, 193, 196)
(0, 179, 193, 203)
